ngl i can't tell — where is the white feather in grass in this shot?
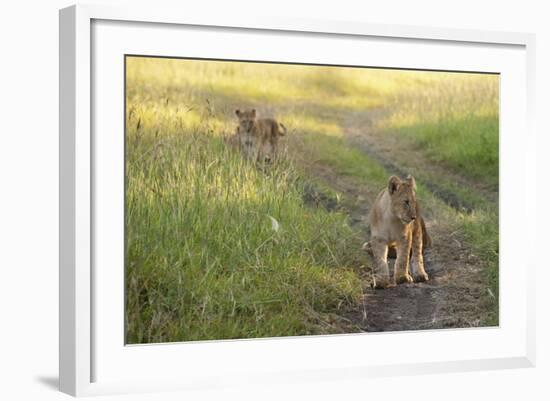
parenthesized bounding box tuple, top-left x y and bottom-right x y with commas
(268, 215, 280, 232)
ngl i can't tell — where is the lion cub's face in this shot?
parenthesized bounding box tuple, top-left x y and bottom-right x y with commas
(235, 109, 257, 132)
(388, 175, 418, 224)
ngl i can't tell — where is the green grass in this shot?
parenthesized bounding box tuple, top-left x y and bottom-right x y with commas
(126, 56, 500, 341)
(125, 100, 364, 343)
(374, 73, 499, 188)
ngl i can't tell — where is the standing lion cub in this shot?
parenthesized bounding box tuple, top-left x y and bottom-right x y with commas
(235, 108, 286, 161)
(368, 175, 431, 289)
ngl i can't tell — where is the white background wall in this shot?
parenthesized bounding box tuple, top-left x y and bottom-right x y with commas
(0, 1, 547, 400)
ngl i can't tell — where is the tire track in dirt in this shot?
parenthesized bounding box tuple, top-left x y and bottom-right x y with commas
(349, 143, 475, 212)
(344, 109, 499, 208)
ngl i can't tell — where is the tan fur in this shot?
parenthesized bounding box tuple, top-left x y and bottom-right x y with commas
(368, 175, 430, 289)
(235, 108, 286, 161)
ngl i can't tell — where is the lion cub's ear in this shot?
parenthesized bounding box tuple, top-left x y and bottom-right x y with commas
(388, 175, 401, 195)
(250, 109, 257, 118)
(235, 109, 241, 117)
(406, 175, 417, 191)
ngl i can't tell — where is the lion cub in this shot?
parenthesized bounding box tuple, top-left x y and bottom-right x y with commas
(368, 175, 430, 289)
(235, 108, 286, 161)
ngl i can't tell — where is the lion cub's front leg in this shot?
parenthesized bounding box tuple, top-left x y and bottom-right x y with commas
(371, 237, 393, 289)
(410, 221, 429, 282)
(394, 233, 414, 284)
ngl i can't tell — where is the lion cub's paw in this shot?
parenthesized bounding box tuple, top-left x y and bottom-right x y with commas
(373, 276, 394, 290)
(413, 272, 429, 283)
(395, 273, 414, 284)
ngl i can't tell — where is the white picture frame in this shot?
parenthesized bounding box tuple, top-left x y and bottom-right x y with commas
(59, 4, 536, 397)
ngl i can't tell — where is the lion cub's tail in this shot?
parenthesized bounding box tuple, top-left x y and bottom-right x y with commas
(420, 216, 432, 249)
(278, 122, 287, 136)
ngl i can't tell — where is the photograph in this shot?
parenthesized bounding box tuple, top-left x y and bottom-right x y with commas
(124, 55, 499, 344)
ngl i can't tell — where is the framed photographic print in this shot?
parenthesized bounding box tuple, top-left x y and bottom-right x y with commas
(59, 4, 536, 396)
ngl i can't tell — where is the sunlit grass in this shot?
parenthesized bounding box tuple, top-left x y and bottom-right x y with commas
(283, 112, 344, 137)
(125, 94, 364, 344)
(127, 58, 499, 189)
(126, 57, 450, 112)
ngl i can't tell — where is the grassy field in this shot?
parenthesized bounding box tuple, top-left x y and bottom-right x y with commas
(374, 72, 499, 189)
(125, 57, 499, 343)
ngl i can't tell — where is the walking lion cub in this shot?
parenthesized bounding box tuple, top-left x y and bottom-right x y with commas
(235, 108, 286, 161)
(368, 175, 431, 289)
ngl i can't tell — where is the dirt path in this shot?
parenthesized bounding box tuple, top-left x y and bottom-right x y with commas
(305, 109, 496, 332)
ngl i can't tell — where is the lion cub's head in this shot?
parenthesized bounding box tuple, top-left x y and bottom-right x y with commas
(388, 175, 418, 224)
(235, 109, 257, 132)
